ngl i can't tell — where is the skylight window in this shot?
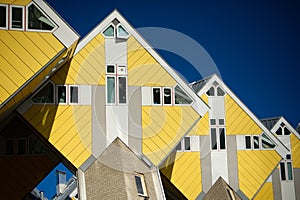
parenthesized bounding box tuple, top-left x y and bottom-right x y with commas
(27, 3, 55, 31)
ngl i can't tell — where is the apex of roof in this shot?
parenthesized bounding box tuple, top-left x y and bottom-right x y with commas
(203, 177, 242, 200)
(189, 75, 213, 93)
(260, 117, 282, 130)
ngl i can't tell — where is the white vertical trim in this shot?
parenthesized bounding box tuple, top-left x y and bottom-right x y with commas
(80, 85, 91, 105)
(77, 169, 87, 200)
(141, 87, 152, 106)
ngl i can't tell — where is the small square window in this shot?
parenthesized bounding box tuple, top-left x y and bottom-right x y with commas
(107, 65, 115, 74)
(219, 119, 225, 125)
(210, 119, 216, 125)
(286, 154, 291, 160)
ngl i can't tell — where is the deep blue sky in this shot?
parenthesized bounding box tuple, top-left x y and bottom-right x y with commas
(39, 0, 300, 198)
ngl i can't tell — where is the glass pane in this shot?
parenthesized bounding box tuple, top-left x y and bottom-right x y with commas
(12, 7, 22, 28)
(276, 128, 282, 135)
(245, 136, 251, 149)
(284, 127, 291, 135)
(253, 136, 260, 149)
(176, 141, 182, 151)
(163, 88, 171, 105)
(211, 128, 217, 150)
(184, 137, 190, 150)
(219, 119, 225, 125)
(286, 154, 291, 160)
(103, 25, 114, 37)
(70, 86, 79, 103)
(118, 25, 129, 37)
(107, 77, 115, 103)
(32, 82, 54, 103)
(210, 119, 216, 125)
(28, 4, 55, 30)
(261, 133, 276, 149)
(153, 88, 161, 104)
(57, 86, 66, 103)
(107, 65, 115, 73)
(0, 6, 6, 28)
(220, 128, 226, 149)
(118, 77, 127, 104)
(135, 175, 144, 195)
(217, 87, 225, 96)
(280, 162, 286, 180)
(6, 139, 14, 155)
(287, 162, 293, 180)
(175, 85, 192, 104)
(206, 87, 215, 96)
(17, 139, 26, 155)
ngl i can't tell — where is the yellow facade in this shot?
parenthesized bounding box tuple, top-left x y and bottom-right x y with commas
(237, 150, 281, 198)
(291, 133, 300, 168)
(225, 95, 263, 135)
(189, 112, 209, 136)
(142, 106, 199, 166)
(128, 36, 177, 87)
(0, 0, 31, 5)
(160, 152, 202, 199)
(254, 182, 274, 200)
(23, 105, 91, 168)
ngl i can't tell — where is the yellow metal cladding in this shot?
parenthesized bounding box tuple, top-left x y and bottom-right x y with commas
(160, 152, 202, 199)
(52, 34, 105, 85)
(254, 182, 274, 200)
(127, 36, 176, 87)
(0, 30, 64, 105)
(23, 105, 91, 168)
(225, 95, 263, 135)
(189, 112, 209, 136)
(0, 0, 31, 5)
(200, 93, 208, 104)
(291, 134, 300, 168)
(142, 106, 199, 166)
(237, 150, 281, 199)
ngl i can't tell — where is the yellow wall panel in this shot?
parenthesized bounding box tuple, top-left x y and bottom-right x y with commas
(127, 36, 176, 87)
(142, 106, 199, 166)
(38, 32, 64, 52)
(1, 0, 31, 5)
(160, 152, 202, 199)
(254, 182, 273, 200)
(189, 112, 209, 136)
(201, 93, 208, 104)
(237, 150, 281, 199)
(291, 134, 300, 168)
(22, 105, 92, 168)
(225, 95, 263, 135)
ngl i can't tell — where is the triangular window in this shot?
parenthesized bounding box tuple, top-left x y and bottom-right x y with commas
(103, 25, 114, 37)
(31, 82, 54, 104)
(27, 3, 55, 31)
(174, 85, 193, 104)
(117, 24, 129, 38)
(261, 133, 276, 149)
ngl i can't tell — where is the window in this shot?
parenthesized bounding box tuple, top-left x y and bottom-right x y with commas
(57, 85, 67, 104)
(27, 3, 55, 31)
(261, 133, 276, 149)
(163, 88, 172, 105)
(210, 118, 226, 150)
(253, 136, 260, 149)
(106, 65, 127, 105)
(0, 5, 7, 29)
(103, 24, 114, 37)
(276, 122, 291, 135)
(135, 174, 147, 197)
(176, 137, 191, 151)
(245, 136, 251, 149)
(174, 85, 193, 104)
(153, 88, 161, 105)
(244, 134, 275, 150)
(11, 6, 24, 30)
(31, 82, 54, 104)
(70, 86, 79, 104)
(117, 24, 129, 38)
(206, 83, 225, 97)
(280, 154, 294, 181)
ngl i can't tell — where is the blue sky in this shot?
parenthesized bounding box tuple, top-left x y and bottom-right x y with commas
(38, 0, 300, 198)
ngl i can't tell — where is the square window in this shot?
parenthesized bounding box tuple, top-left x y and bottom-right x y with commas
(219, 119, 225, 125)
(210, 119, 216, 125)
(286, 154, 291, 160)
(106, 65, 115, 74)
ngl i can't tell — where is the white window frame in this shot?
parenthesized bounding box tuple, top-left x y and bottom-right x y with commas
(116, 24, 130, 39)
(152, 87, 162, 106)
(117, 75, 128, 105)
(176, 136, 192, 152)
(102, 23, 115, 38)
(135, 173, 148, 197)
(280, 157, 294, 182)
(210, 118, 227, 151)
(31, 81, 55, 105)
(106, 64, 116, 75)
(0, 4, 8, 30)
(106, 75, 116, 105)
(56, 85, 67, 105)
(69, 85, 79, 105)
(173, 84, 193, 105)
(245, 135, 252, 150)
(10, 5, 24, 30)
(26, 2, 57, 32)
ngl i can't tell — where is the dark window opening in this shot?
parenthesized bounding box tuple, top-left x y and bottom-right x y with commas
(107, 77, 116, 104)
(57, 86, 66, 103)
(219, 128, 226, 149)
(245, 136, 251, 149)
(184, 137, 190, 150)
(276, 128, 282, 135)
(280, 162, 286, 181)
(211, 128, 217, 150)
(12, 7, 23, 29)
(107, 65, 115, 73)
(176, 141, 182, 151)
(163, 88, 171, 105)
(284, 127, 291, 135)
(28, 4, 55, 30)
(153, 88, 161, 104)
(253, 136, 260, 149)
(70, 86, 79, 104)
(0, 6, 6, 28)
(31, 82, 54, 103)
(118, 77, 127, 104)
(174, 85, 192, 104)
(206, 87, 215, 96)
(217, 87, 225, 96)
(261, 133, 276, 149)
